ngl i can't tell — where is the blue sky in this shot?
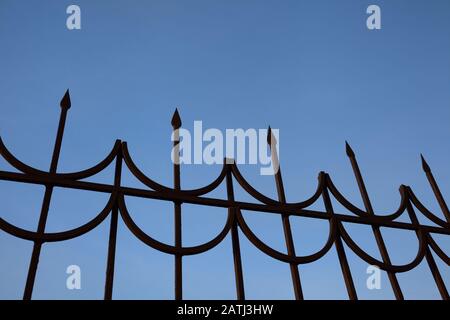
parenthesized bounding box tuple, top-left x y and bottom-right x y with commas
(0, 0, 449, 299)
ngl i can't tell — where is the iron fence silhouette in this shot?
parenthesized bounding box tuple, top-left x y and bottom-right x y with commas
(0, 90, 449, 300)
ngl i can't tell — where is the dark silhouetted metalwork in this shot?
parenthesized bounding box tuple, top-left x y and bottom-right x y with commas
(0, 91, 448, 300)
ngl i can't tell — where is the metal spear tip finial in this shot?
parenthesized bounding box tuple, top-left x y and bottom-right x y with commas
(420, 153, 431, 173)
(267, 126, 277, 146)
(60, 89, 71, 110)
(345, 140, 355, 158)
(171, 108, 182, 129)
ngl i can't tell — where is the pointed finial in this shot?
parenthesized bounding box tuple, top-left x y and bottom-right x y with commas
(345, 141, 355, 158)
(420, 153, 431, 173)
(171, 108, 182, 129)
(267, 126, 277, 146)
(60, 89, 71, 109)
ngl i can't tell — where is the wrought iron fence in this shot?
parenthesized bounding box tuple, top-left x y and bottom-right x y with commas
(0, 90, 448, 300)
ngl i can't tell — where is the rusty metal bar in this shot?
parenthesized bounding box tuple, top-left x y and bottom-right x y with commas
(268, 127, 303, 300)
(23, 90, 71, 300)
(345, 142, 404, 300)
(424, 245, 449, 300)
(321, 183, 358, 300)
(421, 155, 450, 222)
(104, 148, 122, 300)
(1, 170, 449, 236)
(405, 197, 449, 300)
(172, 109, 183, 300)
(226, 167, 245, 300)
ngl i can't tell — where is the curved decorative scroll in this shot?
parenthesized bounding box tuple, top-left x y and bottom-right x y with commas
(235, 209, 336, 264)
(338, 221, 426, 272)
(427, 234, 450, 265)
(230, 164, 325, 209)
(0, 137, 121, 180)
(325, 174, 369, 217)
(122, 142, 228, 196)
(407, 187, 450, 229)
(326, 174, 408, 221)
(0, 191, 117, 242)
(118, 195, 232, 255)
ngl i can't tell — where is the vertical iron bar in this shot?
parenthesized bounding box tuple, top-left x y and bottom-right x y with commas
(23, 90, 71, 300)
(268, 127, 303, 300)
(172, 109, 183, 300)
(104, 147, 122, 300)
(404, 190, 449, 300)
(322, 176, 358, 300)
(345, 142, 403, 299)
(421, 155, 450, 222)
(424, 244, 449, 300)
(174, 202, 182, 300)
(226, 166, 245, 300)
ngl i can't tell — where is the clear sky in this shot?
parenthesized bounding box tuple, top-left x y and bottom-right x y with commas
(0, 0, 449, 299)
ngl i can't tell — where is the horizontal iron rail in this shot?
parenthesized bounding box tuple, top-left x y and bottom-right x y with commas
(1, 170, 448, 236)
